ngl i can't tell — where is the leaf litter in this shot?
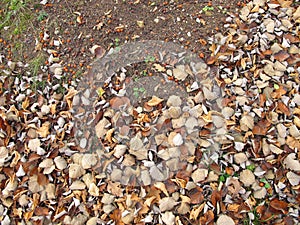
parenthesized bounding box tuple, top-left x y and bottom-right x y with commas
(0, 0, 299, 225)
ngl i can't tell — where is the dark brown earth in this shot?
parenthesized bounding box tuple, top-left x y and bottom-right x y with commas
(1, 0, 247, 80)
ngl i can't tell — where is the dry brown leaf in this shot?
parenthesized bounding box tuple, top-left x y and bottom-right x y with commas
(199, 210, 214, 225)
(252, 119, 271, 135)
(273, 50, 290, 62)
(211, 190, 222, 207)
(271, 85, 287, 99)
(278, 0, 293, 7)
(270, 198, 288, 213)
(189, 187, 204, 204)
(34, 207, 49, 216)
(277, 101, 291, 116)
(109, 97, 130, 110)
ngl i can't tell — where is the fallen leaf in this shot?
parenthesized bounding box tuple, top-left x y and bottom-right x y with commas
(147, 96, 164, 106)
(270, 198, 288, 213)
(277, 101, 291, 116)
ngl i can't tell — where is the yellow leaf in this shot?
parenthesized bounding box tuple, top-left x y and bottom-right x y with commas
(294, 116, 300, 128)
(189, 203, 204, 220)
(147, 96, 164, 106)
(22, 97, 30, 110)
(37, 122, 50, 138)
(153, 63, 166, 72)
(241, 58, 247, 70)
(97, 87, 105, 97)
(145, 196, 156, 207)
(154, 182, 169, 196)
(65, 87, 78, 109)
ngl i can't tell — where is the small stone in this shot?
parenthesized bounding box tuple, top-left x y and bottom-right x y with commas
(283, 153, 300, 171)
(159, 197, 177, 212)
(69, 164, 85, 178)
(185, 117, 198, 131)
(95, 118, 110, 139)
(173, 133, 183, 146)
(203, 87, 218, 101)
(191, 168, 208, 183)
(136, 20, 144, 28)
(173, 65, 188, 81)
(289, 125, 300, 138)
(161, 211, 175, 224)
(122, 212, 134, 224)
(240, 6, 250, 21)
(70, 214, 88, 225)
(168, 107, 182, 119)
(79, 138, 87, 149)
(274, 61, 286, 71)
(141, 170, 151, 186)
(70, 180, 86, 190)
(216, 215, 235, 225)
(282, 19, 293, 29)
(81, 154, 98, 169)
(212, 115, 225, 129)
(286, 171, 300, 186)
(293, 6, 300, 20)
(41, 105, 50, 115)
(111, 168, 122, 182)
(114, 145, 127, 158)
(39, 158, 53, 168)
(166, 158, 179, 171)
(28, 138, 41, 152)
(234, 153, 248, 164)
(271, 43, 283, 54)
(86, 217, 98, 225)
(270, 144, 283, 154)
(167, 95, 182, 107)
(254, 187, 267, 199)
(222, 107, 234, 119)
(263, 18, 275, 33)
(88, 183, 100, 196)
(172, 117, 186, 128)
(54, 156, 67, 170)
(150, 165, 168, 181)
(240, 169, 255, 187)
(289, 45, 300, 54)
(101, 193, 115, 205)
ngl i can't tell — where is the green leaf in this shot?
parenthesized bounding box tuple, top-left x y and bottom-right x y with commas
(246, 164, 256, 172)
(274, 83, 280, 89)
